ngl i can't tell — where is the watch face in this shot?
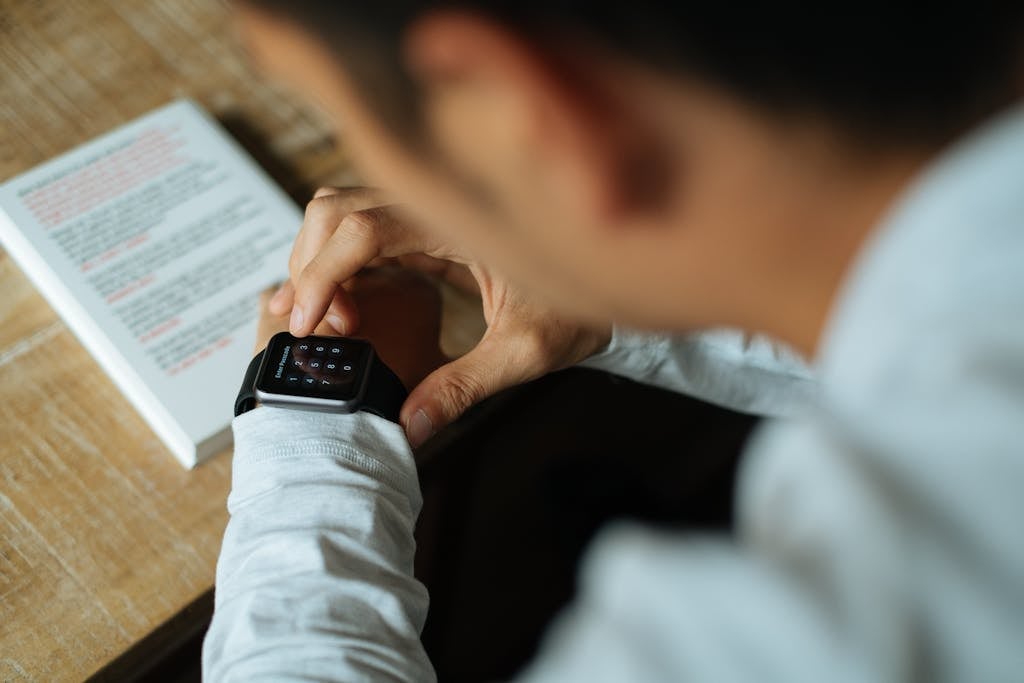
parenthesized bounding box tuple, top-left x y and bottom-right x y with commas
(255, 332, 371, 404)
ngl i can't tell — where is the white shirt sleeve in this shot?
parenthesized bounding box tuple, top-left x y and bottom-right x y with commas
(581, 327, 816, 417)
(202, 407, 435, 683)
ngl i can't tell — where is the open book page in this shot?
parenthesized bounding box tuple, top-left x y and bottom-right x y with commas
(0, 99, 301, 466)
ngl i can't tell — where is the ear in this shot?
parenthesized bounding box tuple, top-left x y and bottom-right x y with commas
(402, 12, 668, 226)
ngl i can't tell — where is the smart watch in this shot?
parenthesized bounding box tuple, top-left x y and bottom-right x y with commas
(234, 331, 407, 422)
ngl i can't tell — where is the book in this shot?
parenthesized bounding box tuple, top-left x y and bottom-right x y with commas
(0, 99, 302, 467)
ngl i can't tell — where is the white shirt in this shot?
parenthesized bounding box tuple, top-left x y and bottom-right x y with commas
(203, 104, 1024, 682)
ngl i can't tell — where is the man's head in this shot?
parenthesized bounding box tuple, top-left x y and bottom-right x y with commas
(236, 2, 1023, 353)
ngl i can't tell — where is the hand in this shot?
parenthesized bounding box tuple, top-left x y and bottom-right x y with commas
(256, 266, 447, 392)
(271, 187, 611, 447)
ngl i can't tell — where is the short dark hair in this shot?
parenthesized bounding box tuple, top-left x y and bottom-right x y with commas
(246, 1, 1024, 147)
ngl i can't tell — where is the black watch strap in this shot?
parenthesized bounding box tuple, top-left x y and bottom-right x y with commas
(361, 353, 408, 423)
(235, 349, 265, 417)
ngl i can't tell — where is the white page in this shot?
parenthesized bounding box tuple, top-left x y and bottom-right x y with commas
(0, 99, 302, 466)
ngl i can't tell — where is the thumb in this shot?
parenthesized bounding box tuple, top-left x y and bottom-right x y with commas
(401, 339, 534, 448)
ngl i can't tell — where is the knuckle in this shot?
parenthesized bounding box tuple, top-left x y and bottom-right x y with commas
(337, 209, 383, 246)
(303, 194, 334, 225)
(437, 371, 486, 417)
(344, 207, 383, 232)
(303, 194, 325, 215)
(313, 186, 341, 199)
(299, 254, 331, 283)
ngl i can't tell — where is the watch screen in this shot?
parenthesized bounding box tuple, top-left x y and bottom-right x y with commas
(256, 332, 371, 402)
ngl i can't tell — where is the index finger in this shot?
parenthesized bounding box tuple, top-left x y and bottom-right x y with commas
(290, 206, 425, 336)
(289, 186, 387, 287)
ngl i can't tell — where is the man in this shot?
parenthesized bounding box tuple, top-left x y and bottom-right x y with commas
(204, 2, 1024, 680)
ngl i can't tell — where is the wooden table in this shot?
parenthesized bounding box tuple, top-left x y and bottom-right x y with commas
(0, 2, 483, 680)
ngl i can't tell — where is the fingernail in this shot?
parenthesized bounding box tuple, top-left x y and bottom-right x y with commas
(406, 409, 433, 448)
(289, 305, 305, 333)
(326, 313, 347, 335)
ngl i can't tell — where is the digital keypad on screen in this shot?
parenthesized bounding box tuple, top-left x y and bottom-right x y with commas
(287, 341, 358, 389)
(258, 333, 371, 401)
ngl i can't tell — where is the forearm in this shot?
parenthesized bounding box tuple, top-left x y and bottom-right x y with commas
(581, 327, 816, 417)
(203, 407, 434, 683)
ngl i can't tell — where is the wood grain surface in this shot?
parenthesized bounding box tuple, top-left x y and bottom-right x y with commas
(0, 1, 484, 680)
